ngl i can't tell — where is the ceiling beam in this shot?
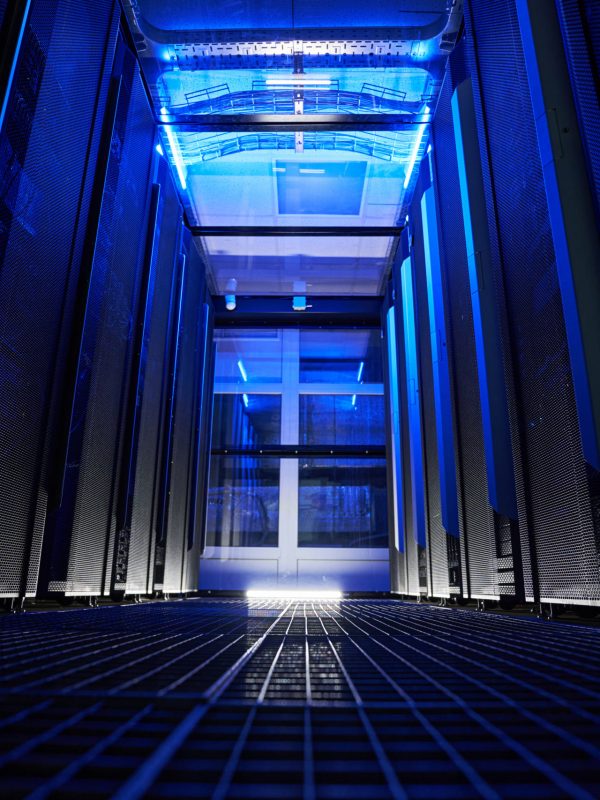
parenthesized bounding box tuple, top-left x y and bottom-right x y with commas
(158, 113, 429, 132)
(191, 225, 404, 237)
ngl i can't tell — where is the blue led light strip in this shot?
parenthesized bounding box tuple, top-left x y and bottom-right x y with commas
(160, 108, 187, 190)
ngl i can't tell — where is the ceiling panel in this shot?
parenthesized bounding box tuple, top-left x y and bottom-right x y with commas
(121, 0, 464, 298)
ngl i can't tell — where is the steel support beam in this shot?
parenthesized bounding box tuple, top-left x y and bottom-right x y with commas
(191, 225, 404, 237)
(211, 446, 385, 458)
(159, 113, 430, 132)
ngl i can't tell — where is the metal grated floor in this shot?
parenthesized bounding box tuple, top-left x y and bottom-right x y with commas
(1, 599, 599, 799)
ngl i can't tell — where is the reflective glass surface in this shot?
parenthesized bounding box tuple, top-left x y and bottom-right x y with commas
(206, 456, 279, 546)
(136, 1, 450, 34)
(299, 329, 383, 382)
(125, 0, 462, 303)
(212, 394, 281, 448)
(298, 459, 388, 547)
(158, 129, 427, 230)
(159, 68, 432, 117)
(204, 235, 393, 296)
(300, 395, 385, 446)
(213, 329, 284, 384)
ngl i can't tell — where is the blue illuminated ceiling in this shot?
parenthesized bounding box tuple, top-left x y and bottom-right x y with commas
(122, 0, 464, 297)
(132, 0, 454, 38)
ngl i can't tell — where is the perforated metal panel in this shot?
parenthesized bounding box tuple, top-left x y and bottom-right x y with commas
(410, 183, 449, 599)
(163, 236, 207, 594)
(555, 0, 600, 210)
(49, 49, 155, 596)
(126, 161, 183, 596)
(0, 0, 118, 597)
(393, 266, 422, 597)
(430, 70, 497, 600)
(464, 0, 600, 603)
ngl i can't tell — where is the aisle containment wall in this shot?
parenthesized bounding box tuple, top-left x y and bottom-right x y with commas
(384, 0, 600, 607)
(0, 0, 214, 600)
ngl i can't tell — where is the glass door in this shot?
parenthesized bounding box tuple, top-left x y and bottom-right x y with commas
(200, 327, 390, 591)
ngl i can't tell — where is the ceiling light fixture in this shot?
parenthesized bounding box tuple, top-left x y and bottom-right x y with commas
(246, 589, 343, 600)
(265, 76, 331, 87)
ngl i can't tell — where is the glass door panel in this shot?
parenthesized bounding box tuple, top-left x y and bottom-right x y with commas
(206, 456, 280, 547)
(298, 458, 388, 548)
(201, 327, 389, 591)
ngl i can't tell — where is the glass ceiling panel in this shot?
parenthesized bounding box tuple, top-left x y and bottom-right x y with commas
(200, 235, 395, 296)
(157, 126, 430, 228)
(158, 67, 434, 117)
(122, 1, 463, 298)
(134, 0, 450, 34)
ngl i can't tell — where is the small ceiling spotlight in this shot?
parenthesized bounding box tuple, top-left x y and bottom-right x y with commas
(225, 278, 237, 311)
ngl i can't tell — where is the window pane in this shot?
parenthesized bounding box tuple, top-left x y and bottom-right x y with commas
(206, 456, 279, 547)
(214, 329, 283, 384)
(212, 394, 281, 448)
(298, 459, 388, 547)
(299, 329, 383, 382)
(300, 395, 385, 445)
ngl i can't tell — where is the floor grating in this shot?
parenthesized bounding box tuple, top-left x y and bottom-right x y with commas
(1, 599, 599, 798)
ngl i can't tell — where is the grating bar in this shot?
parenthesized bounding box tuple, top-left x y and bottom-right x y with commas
(1, 599, 599, 799)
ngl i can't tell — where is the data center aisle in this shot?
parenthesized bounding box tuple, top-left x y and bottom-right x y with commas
(1, 599, 599, 799)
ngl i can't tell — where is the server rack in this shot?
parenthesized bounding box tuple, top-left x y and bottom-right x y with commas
(0, 0, 120, 600)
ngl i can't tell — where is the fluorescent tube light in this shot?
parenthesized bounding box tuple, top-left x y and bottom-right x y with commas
(357, 361, 365, 382)
(265, 76, 331, 86)
(246, 589, 342, 600)
(242, 393, 249, 408)
(237, 359, 248, 382)
(403, 106, 431, 190)
(160, 107, 187, 190)
(155, 143, 164, 156)
(299, 168, 326, 175)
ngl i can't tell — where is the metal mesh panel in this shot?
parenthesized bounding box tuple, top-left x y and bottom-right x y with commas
(185, 301, 214, 593)
(457, 5, 530, 605)
(555, 0, 600, 209)
(383, 299, 406, 596)
(163, 239, 206, 594)
(393, 271, 419, 596)
(431, 72, 497, 600)
(410, 187, 448, 598)
(0, 0, 117, 597)
(465, 0, 600, 603)
(127, 161, 182, 596)
(64, 56, 154, 595)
